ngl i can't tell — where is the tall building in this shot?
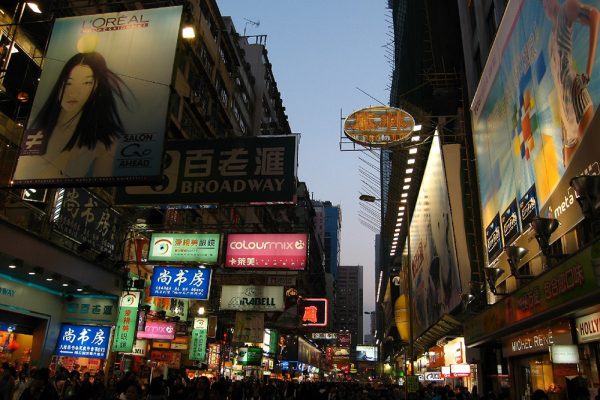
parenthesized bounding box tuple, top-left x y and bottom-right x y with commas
(324, 202, 341, 277)
(334, 265, 363, 349)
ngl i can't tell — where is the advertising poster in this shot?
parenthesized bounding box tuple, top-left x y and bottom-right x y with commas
(115, 135, 298, 204)
(409, 136, 462, 337)
(189, 318, 208, 361)
(112, 291, 140, 353)
(356, 345, 378, 362)
(501, 199, 520, 246)
(233, 312, 264, 343)
(56, 324, 111, 359)
(238, 347, 262, 366)
(149, 266, 212, 300)
(220, 285, 284, 312)
(472, 0, 600, 254)
(11, 6, 182, 187)
(148, 233, 220, 263)
(225, 233, 308, 270)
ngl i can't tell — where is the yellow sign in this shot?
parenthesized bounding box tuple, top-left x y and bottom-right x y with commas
(344, 106, 415, 147)
(152, 341, 171, 349)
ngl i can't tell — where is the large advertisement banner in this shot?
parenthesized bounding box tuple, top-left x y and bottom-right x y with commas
(472, 0, 600, 259)
(220, 285, 284, 312)
(11, 7, 182, 187)
(225, 233, 308, 270)
(409, 136, 462, 337)
(115, 135, 298, 204)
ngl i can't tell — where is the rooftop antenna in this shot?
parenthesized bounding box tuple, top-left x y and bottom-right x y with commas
(243, 18, 260, 36)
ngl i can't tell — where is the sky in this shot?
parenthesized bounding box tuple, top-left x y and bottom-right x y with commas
(216, 0, 391, 336)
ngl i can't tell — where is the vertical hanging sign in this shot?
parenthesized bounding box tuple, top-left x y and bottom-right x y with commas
(112, 291, 141, 353)
(189, 317, 208, 361)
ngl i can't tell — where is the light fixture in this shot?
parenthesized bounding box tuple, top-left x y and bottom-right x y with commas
(401, 193, 408, 198)
(404, 178, 411, 183)
(76, 288, 83, 292)
(530, 217, 560, 258)
(26, 3, 42, 13)
(570, 175, 600, 219)
(182, 25, 196, 39)
(198, 306, 206, 315)
(399, 206, 405, 210)
(62, 283, 69, 287)
(28, 271, 35, 275)
(484, 266, 506, 296)
(46, 277, 53, 282)
(8, 259, 22, 269)
(413, 125, 422, 132)
(461, 293, 476, 310)
(406, 168, 413, 174)
(407, 159, 415, 165)
(409, 148, 418, 154)
(411, 135, 421, 141)
(403, 185, 410, 190)
(505, 246, 534, 279)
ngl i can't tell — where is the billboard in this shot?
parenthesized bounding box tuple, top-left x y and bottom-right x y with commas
(472, 0, 600, 259)
(409, 136, 462, 337)
(299, 298, 328, 327)
(233, 312, 264, 343)
(148, 233, 220, 263)
(356, 345, 378, 362)
(149, 266, 212, 300)
(136, 321, 176, 340)
(343, 106, 415, 147)
(220, 285, 284, 312)
(11, 7, 182, 187)
(238, 346, 262, 366)
(225, 233, 308, 270)
(115, 135, 298, 204)
(56, 324, 111, 359)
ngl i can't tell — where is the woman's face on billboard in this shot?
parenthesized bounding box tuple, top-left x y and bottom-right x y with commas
(61, 64, 95, 113)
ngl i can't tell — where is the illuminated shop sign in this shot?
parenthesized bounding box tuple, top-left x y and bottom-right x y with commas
(136, 321, 176, 340)
(150, 266, 212, 300)
(112, 291, 140, 353)
(220, 285, 284, 312)
(344, 106, 415, 147)
(238, 346, 262, 366)
(56, 324, 111, 359)
(148, 233, 220, 263)
(189, 318, 208, 361)
(225, 233, 307, 270)
(576, 311, 600, 343)
(299, 298, 328, 327)
(311, 332, 337, 340)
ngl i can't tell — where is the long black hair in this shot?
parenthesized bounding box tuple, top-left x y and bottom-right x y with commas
(32, 51, 130, 151)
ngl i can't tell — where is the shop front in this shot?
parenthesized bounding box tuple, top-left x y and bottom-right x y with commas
(574, 310, 600, 398)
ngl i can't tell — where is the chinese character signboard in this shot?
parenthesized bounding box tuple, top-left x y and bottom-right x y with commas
(208, 343, 221, 369)
(225, 233, 307, 270)
(220, 285, 284, 312)
(113, 291, 140, 353)
(63, 296, 117, 324)
(189, 317, 208, 361)
(115, 135, 298, 204)
(299, 298, 328, 327)
(344, 106, 415, 147)
(53, 188, 119, 254)
(136, 321, 176, 340)
(150, 266, 212, 300)
(11, 7, 182, 187)
(238, 346, 262, 366)
(148, 233, 220, 263)
(56, 324, 111, 359)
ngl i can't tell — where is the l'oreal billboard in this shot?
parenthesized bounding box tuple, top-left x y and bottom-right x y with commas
(225, 233, 308, 270)
(409, 136, 462, 337)
(471, 0, 600, 261)
(220, 285, 284, 312)
(11, 7, 182, 187)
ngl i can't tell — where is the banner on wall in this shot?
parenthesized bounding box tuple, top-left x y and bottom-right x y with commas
(11, 6, 182, 187)
(471, 0, 600, 259)
(189, 318, 208, 361)
(112, 291, 140, 353)
(409, 136, 462, 337)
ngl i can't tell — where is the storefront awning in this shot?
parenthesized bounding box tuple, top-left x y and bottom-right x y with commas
(413, 314, 462, 355)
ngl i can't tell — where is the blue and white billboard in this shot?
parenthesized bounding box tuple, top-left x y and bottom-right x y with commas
(150, 266, 212, 300)
(56, 324, 111, 359)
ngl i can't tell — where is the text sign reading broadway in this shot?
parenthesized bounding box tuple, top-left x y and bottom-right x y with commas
(115, 135, 297, 204)
(148, 233, 220, 263)
(150, 266, 212, 300)
(220, 285, 284, 312)
(225, 233, 307, 270)
(56, 324, 111, 359)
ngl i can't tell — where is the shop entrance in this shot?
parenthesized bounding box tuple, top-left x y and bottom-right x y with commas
(513, 353, 560, 399)
(0, 308, 49, 369)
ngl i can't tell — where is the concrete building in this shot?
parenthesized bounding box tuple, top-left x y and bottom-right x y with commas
(334, 265, 363, 350)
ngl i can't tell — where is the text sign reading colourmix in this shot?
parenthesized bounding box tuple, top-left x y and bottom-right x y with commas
(56, 324, 111, 359)
(225, 233, 307, 270)
(148, 233, 220, 263)
(150, 266, 212, 300)
(136, 321, 176, 340)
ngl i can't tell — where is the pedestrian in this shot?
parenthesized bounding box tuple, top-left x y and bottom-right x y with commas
(18, 368, 58, 400)
(0, 363, 15, 400)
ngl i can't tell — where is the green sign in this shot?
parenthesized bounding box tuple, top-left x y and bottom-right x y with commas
(189, 318, 208, 361)
(112, 291, 141, 353)
(239, 346, 262, 366)
(269, 330, 278, 356)
(148, 233, 220, 263)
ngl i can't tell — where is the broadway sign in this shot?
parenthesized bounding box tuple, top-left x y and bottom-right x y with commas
(115, 135, 297, 204)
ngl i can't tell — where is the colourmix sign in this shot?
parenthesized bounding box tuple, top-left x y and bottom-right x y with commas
(225, 233, 308, 270)
(220, 285, 284, 312)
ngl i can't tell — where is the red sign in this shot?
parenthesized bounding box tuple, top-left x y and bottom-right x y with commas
(137, 321, 176, 340)
(225, 233, 307, 270)
(299, 298, 328, 327)
(208, 343, 221, 370)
